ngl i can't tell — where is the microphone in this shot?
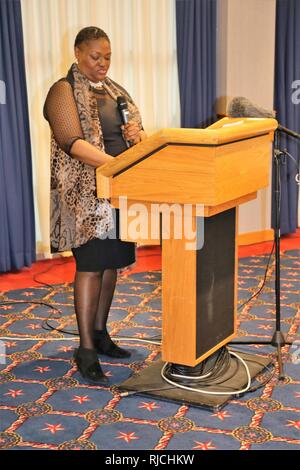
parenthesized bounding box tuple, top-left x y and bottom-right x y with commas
(227, 96, 275, 119)
(227, 97, 300, 183)
(117, 95, 131, 148)
(227, 96, 300, 139)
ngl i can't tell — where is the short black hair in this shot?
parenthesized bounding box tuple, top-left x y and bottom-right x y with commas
(74, 27, 110, 48)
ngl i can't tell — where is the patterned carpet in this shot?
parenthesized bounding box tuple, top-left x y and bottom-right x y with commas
(0, 249, 299, 450)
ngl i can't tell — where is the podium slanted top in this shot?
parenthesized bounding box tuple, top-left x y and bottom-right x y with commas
(96, 117, 278, 206)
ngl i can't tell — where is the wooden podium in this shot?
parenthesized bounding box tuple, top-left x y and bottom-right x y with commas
(96, 117, 278, 369)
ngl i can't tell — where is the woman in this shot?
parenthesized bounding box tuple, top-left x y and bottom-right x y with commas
(44, 27, 146, 384)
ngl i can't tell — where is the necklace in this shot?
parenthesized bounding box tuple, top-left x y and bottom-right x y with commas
(89, 80, 104, 89)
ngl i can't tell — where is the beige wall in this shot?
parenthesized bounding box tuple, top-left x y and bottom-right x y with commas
(217, 0, 276, 237)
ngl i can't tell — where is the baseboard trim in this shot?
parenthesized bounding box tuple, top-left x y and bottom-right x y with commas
(238, 229, 274, 246)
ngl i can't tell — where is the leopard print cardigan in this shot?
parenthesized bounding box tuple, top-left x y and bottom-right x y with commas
(48, 63, 142, 252)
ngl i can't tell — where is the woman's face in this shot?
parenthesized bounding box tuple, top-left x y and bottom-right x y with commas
(75, 38, 111, 82)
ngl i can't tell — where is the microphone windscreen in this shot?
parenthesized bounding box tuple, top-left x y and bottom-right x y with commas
(226, 97, 248, 117)
(227, 96, 275, 118)
(117, 95, 127, 110)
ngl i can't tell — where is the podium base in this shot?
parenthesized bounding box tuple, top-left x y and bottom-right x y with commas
(119, 351, 271, 412)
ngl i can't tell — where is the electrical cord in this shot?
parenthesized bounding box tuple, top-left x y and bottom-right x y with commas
(164, 348, 231, 385)
(0, 336, 77, 342)
(240, 360, 276, 392)
(238, 240, 275, 311)
(3, 261, 159, 339)
(0, 260, 68, 320)
(32, 259, 69, 290)
(161, 350, 252, 396)
(0, 300, 61, 314)
(282, 149, 300, 185)
(0, 299, 66, 341)
(229, 346, 277, 390)
(119, 386, 178, 397)
(120, 351, 276, 398)
(41, 314, 77, 336)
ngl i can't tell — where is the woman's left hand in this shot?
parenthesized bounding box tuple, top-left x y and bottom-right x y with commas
(121, 121, 141, 145)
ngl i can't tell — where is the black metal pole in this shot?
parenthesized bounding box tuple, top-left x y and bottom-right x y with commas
(231, 130, 288, 379)
(274, 133, 281, 331)
(271, 132, 286, 379)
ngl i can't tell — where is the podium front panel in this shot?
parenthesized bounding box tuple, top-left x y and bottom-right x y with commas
(196, 208, 235, 357)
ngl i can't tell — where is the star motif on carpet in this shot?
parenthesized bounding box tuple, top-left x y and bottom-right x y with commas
(57, 346, 73, 352)
(26, 324, 40, 330)
(134, 333, 149, 338)
(34, 366, 51, 373)
(193, 441, 216, 450)
(212, 411, 232, 420)
(71, 395, 91, 404)
(4, 389, 24, 398)
(42, 423, 65, 434)
(115, 432, 140, 443)
(286, 420, 300, 430)
(138, 401, 160, 411)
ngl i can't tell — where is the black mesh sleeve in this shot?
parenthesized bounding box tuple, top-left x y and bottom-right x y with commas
(43, 79, 84, 154)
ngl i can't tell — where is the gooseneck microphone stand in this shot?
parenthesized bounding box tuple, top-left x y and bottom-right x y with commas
(231, 127, 300, 380)
(271, 131, 289, 379)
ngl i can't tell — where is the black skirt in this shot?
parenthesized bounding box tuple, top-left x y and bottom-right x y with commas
(72, 210, 135, 272)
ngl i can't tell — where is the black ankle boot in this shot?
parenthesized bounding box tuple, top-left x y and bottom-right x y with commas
(73, 347, 108, 383)
(94, 329, 131, 358)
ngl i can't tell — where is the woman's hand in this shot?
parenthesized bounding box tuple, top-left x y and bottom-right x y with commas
(70, 139, 115, 167)
(121, 121, 141, 145)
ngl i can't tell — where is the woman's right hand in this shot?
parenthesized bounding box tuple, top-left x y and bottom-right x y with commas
(71, 139, 114, 167)
(102, 153, 114, 164)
